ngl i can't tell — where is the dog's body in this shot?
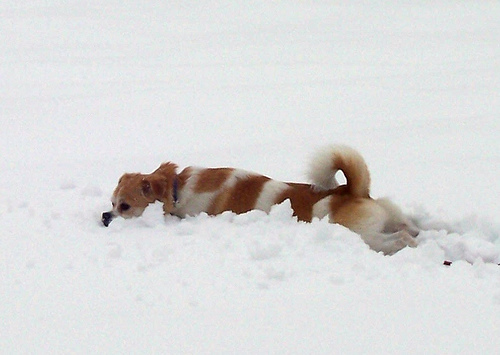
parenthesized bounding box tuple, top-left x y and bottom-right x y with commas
(103, 145, 418, 254)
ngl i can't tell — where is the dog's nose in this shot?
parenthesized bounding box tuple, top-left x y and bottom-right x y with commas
(102, 211, 114, 227)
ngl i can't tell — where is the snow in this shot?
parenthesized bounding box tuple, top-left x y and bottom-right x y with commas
(1, 1, 500, 353)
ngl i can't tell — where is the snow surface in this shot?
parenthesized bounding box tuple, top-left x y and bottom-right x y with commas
(2, 1, 500, 353)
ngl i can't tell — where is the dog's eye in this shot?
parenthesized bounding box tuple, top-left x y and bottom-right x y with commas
(120, 203, 131, 211)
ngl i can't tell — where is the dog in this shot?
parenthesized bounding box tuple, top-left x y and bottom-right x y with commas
(102, 145, 418, 255)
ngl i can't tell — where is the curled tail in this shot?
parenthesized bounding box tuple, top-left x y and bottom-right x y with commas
(308, 145, 371, 198)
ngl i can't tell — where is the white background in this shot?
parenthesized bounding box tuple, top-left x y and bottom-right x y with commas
(1, 1, 500, 353)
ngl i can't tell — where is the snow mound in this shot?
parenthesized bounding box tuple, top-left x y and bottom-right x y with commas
(411, 206, 500, 264)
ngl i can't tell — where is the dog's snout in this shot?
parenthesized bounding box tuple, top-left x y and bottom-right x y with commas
(102, 211, 114, 227)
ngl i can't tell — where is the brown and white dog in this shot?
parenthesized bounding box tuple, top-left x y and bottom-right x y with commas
(102, 145, 418, 255)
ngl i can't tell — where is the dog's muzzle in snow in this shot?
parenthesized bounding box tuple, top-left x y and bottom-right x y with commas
(101, 211, 115, 227)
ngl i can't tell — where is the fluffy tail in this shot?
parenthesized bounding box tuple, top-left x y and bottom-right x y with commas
(308, 145, 371, 198)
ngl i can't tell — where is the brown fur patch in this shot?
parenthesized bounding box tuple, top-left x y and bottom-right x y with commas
(275, 183, 336, 222)
(209, 175, 270, 215)
(329, 197, 365, 228)
(194, 168, 234, 193)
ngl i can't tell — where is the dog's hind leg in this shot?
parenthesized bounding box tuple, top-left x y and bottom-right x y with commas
(361, 230, 417, 255)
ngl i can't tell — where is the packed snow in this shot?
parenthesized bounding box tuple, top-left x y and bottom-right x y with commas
(1, 1, 500, 353)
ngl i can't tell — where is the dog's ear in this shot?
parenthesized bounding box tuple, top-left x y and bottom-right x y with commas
(141, 178, 165, 199)
(118, 173, 140, 185)
(141, 179, 152, 197)
(153, 162, 178, 177)
(118, 173, 132, 184)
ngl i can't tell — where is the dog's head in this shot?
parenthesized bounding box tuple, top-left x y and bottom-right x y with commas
(102, 162, 178, 226)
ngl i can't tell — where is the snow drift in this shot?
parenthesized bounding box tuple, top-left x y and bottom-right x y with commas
(1, 1, 500, 353)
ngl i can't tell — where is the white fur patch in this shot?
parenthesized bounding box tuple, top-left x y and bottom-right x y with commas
(255, 180, 290, 213)
(174, 168, 215, 217)
(175, 168, 256, 217)
(176, 191, 217, 217)
(225, 169, 254, 188)
(311, 197, 332, 220)
(308, 146, 340, 190)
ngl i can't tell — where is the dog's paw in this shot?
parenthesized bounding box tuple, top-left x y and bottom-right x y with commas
(388, 230, 418, 254)
(401, 230, 418, 248)
(362, 230, 418, 255)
